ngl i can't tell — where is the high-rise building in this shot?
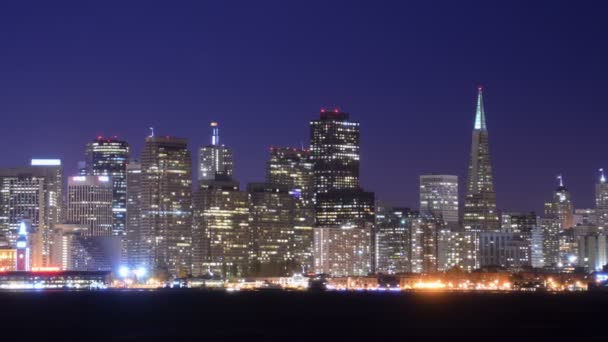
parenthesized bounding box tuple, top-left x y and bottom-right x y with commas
(438, 230, 479, 272)
(375, 205, 413, 274)
(547, 175, 574, 230)
(125, 162, 143, 269)
(191, 180, 249, 278)
(540, 215, 561, 267)
(140, 135, 193, 277)
(310, 109, 374, 276)
(0, 160, 63, 267)
(410, 215, 442, 273)
(530, 226, 544, 268)
(267, 147, 314, 200)
(66, 175, 114, 236)
(419, 175, 459, 227)
(313, 226, 373, 277)
(574, 224, 607, 272)
(198, 122, 233, 181)
(84, 137, 130, 235)
(266, 147, 314, 271)
(478, 232, 530, 269)
(501, 212, 538, 234)
(313, 190, 375, 276)
(247, 183, 295, 276)
(310, 109, 360, 194)
(573, 208, 597, 226)
(463, 87, 499, 232)
(596, 168, 608, 229)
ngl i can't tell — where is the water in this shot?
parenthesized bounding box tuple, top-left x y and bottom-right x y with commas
(3, 290, 606, 339)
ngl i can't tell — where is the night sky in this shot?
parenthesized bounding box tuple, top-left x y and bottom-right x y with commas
(0, 1, 607, 213)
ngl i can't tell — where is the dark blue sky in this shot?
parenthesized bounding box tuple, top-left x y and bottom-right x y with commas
(0, 1, 607, 212)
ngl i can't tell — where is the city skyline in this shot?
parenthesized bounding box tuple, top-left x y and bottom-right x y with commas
(1, 2, 607, 214)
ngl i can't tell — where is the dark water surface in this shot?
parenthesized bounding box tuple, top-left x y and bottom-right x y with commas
(2, 290, 606, 340)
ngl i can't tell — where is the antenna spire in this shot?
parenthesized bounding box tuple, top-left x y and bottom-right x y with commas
(149, 127, 155, 137)
(211, 122, 219, 146)
(600, 168, 606, 183)
(557, 174, 564, 187)
(474, 86, 487, 131)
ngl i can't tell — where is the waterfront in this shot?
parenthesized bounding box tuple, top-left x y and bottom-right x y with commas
(3, 290, 606, 339)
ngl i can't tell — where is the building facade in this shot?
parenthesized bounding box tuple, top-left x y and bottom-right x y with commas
(191, 180, 249, 278)
(310, 109, 360, 194)
(125, 162, 143, 269)
(463, 88, 499, 232)
(66, 176, 114, 237)
(375, 205, 413, 274)
(0, 160, 63, 267)
(596, 169, 608, 229)
(140, 136, 193, 277)
(198, 122, 233, 181)
(247, 183, 295, 276)
(419, 175, 459, 227)
(84, 137, 130, 235)
(266, 147, 314, 271)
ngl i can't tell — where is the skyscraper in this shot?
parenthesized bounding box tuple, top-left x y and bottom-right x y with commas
(266, 147, 315, 272)
(313, 190, 375, 276)
(410, 215, 442, 273)
(596, 168, 608, 229)
(419, 175, 459, 227)
(375, 205, 413, 274)
(66, 175, 114, 236)
(198, 122, 233, 181)
(549, 175, 574, 230)
(0, 160, 63, 267)
(310, 109, 374, 276)
(125, 162, 143, 269)
(191, 179, 249, 278)
(247, 183, 295, 276)
(84, 137, 130, 235)
(140, 135, 193, 277)
(463, 87, 499, 232)
(310, 109, 360, 193)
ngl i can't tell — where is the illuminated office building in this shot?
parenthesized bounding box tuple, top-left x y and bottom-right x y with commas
(310, 109, 360, 193)
(530, 226, 545, 268)
(267, 147, 314, 200)
(125, 162, 143, 269)
(438, 230, 478, 272)
(596, 168, 608, 229)
(0, 160, 63, 267)
(546, 175, 574, 230)
(410, 215, 442, 273)
(314, 190, 375, 229)
(478, 232, 530, 269)
(375, 205, 414, 274)
(51, 224, 88, 270)
(191, 180, 249, 278)
(573, 224, 607, 272)
(573, 209, 597, 226)
(313, 190, 375, 276)
(266, 147, 314, 271)
(540, 215, 561, 267)
(140, 135, 192, 277)
(247, 183, 295, 276)
(419, 175, 459, 227)
(501, 212, 538, 234)
(313, 225, 373, 277)
(67, 176, 114, 236)
(198, 122, 233, 181)
(84, 137, 130, 235)
(463, 88, 499, 232)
